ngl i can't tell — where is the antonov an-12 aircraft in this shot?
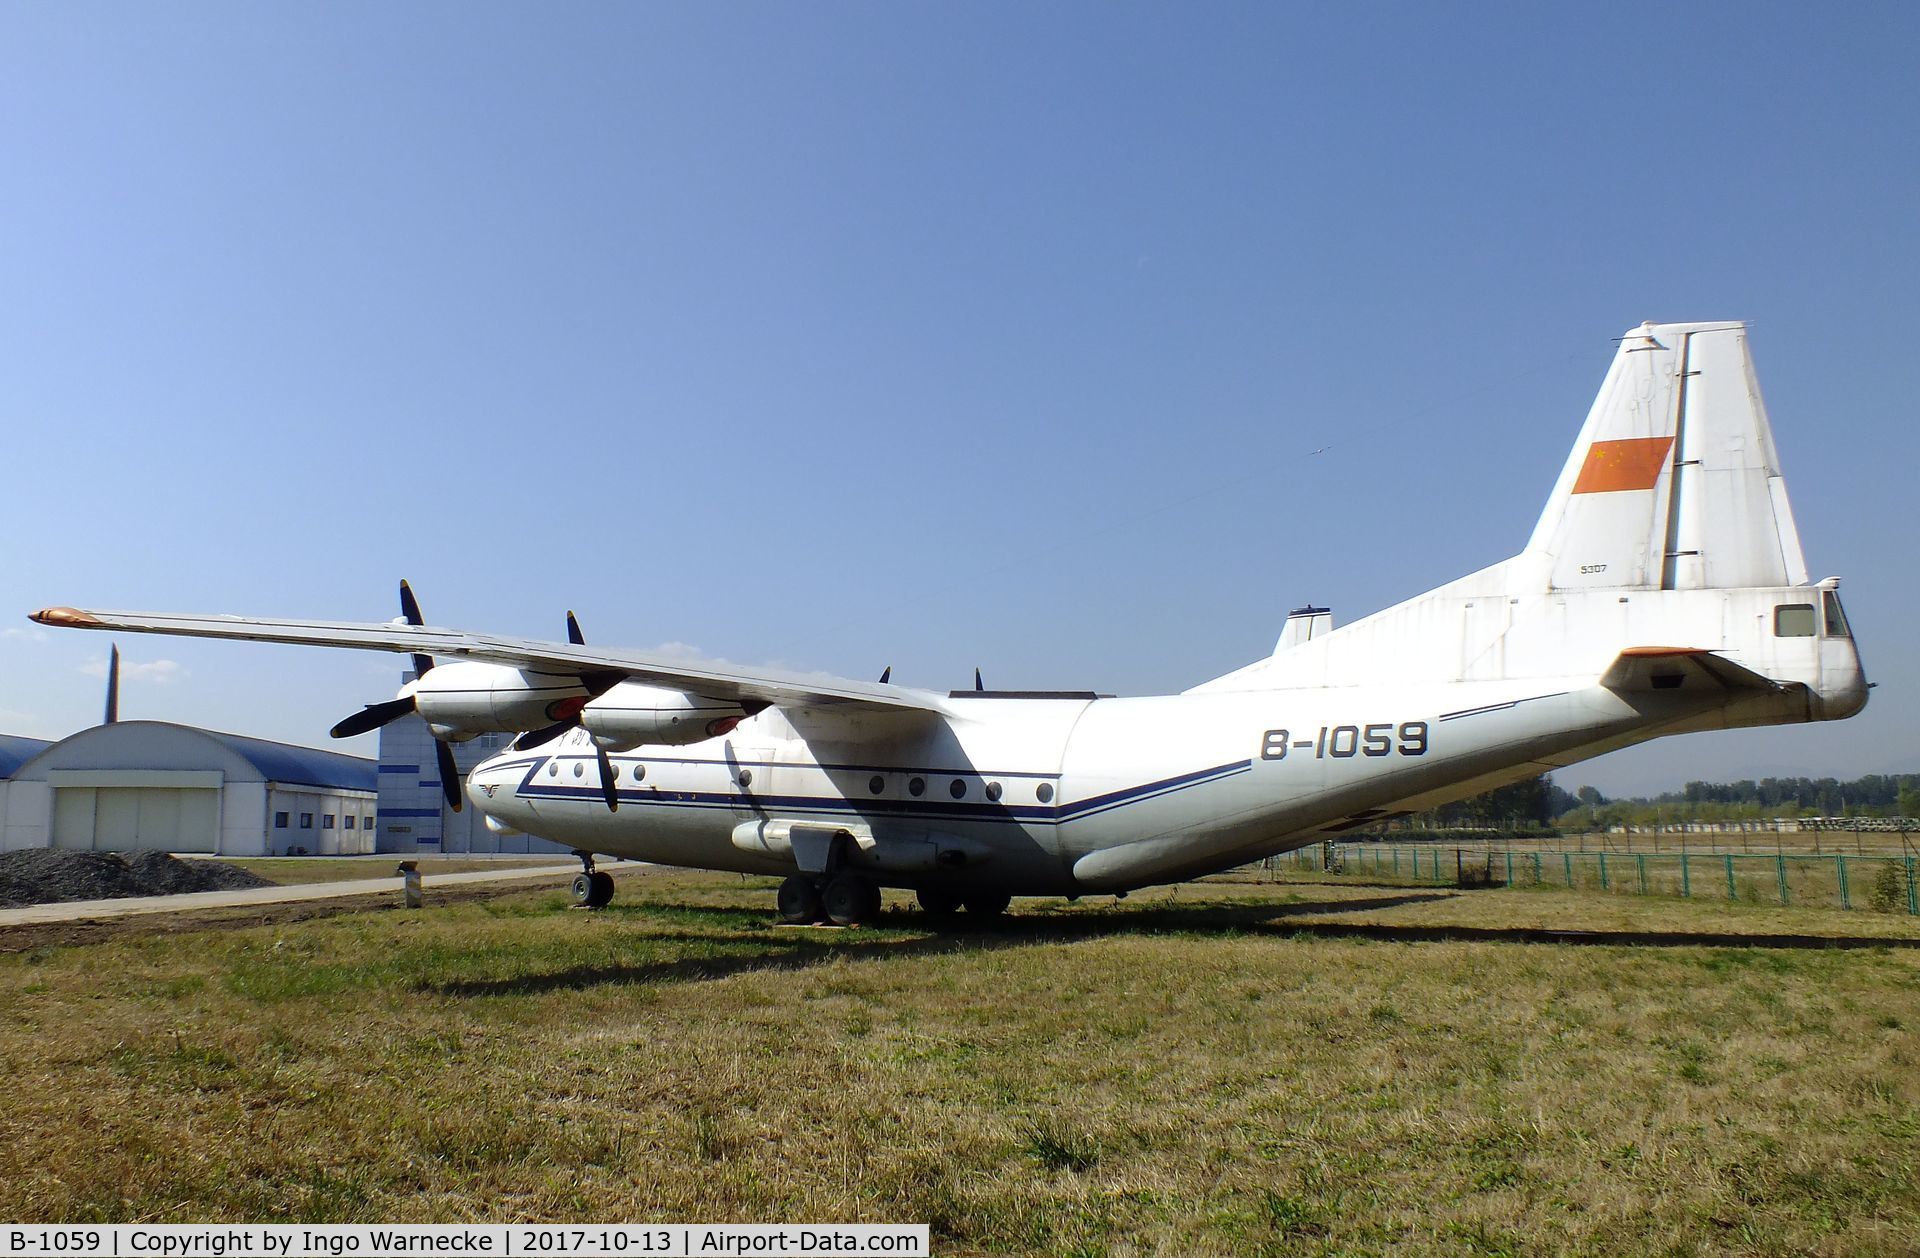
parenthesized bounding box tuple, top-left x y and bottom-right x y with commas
(33, 321, 1867, 925)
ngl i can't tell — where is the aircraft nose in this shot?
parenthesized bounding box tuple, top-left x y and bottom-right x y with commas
(465, 752, 525, 811)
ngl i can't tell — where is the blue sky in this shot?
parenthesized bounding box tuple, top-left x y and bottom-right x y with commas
(2, 3, 1914, 796)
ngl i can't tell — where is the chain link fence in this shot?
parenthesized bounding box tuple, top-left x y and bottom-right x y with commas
(1273, 843, 1920, 914)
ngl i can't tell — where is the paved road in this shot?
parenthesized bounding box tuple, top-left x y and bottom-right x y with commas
(0, 861, 642, 927)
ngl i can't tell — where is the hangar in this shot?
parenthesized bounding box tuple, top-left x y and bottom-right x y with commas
(0, 721, 376, 856)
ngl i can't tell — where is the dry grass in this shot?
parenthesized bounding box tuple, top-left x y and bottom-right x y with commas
(2, 870, 1918, 1255)
(215, 856, 571, 885)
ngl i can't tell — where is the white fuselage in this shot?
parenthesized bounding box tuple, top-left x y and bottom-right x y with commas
(466, 585, 1861, 895)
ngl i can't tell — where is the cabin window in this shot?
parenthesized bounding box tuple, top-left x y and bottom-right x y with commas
(631, 765, 645, 783)
(950, 779, 967, 799)
(908, 777, 925, 797)
(986, 781, 1003, 802)
(1823, 590, 1851, 638)
(573, 761, 585, 778)
(1774, 604, 1816, 637)
(868, 775, 885, 795)
(737, 769, 753, 788)
(1036, 782, 1055, 804)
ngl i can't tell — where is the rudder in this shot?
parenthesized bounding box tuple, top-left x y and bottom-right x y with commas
(1522, 321, 1808, 593)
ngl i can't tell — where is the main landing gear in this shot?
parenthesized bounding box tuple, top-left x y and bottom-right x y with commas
(777, 872, 883, 927)
(570, 851, 615, 909)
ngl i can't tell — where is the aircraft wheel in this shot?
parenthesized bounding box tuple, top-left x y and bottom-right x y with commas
(574, 870, 615, 909)
(777, 876, 824, 925)
(917, 887, 964, 916)
(962, 890, 1012, 917)
(823, 874, 883, 927)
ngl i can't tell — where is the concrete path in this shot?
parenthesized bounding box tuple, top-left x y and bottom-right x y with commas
(0, 860, 642, 927)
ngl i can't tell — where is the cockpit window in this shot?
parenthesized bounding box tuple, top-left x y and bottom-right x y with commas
(1823, 590, 1851, 639)
(1774, 604, 1817, 637)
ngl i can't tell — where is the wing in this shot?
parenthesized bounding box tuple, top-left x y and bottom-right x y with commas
(29, 605, 950, 716)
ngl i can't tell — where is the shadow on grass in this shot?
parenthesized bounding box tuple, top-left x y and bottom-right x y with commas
(429, 889, 1918, 998)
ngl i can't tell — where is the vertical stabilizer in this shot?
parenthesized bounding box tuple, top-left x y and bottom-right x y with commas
(1523, 321, 1808, 592)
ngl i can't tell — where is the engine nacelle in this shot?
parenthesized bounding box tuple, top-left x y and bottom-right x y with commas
(410, 661, 591, 741)
(581, 682, 752, 751)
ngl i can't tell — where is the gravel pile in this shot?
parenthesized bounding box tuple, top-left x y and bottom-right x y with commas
(0, 849, 275, 909)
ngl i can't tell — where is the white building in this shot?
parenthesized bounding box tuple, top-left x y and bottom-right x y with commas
(375, 693, 569, 855)
(0, 721, 376, 856)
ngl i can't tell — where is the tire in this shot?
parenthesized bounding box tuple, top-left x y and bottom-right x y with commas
(962, 890, 1012, 917)
(777, 876, 824, 925)
(570, 872, 595, 906)
(585, 870, 616, 908)
(823, 874, 883, 927)
(917, 887, 964, 916)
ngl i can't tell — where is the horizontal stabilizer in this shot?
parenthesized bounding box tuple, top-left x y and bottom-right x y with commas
(1599, 647, 1781, 695)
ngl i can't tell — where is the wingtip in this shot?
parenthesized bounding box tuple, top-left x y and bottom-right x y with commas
(30, 606, 102, 629)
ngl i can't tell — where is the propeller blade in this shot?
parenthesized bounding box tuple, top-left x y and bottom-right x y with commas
(515, 719, 575, 750)
(436, 739, 463, 813)
(567, 610, 585, 645)
(596, 740, 619, 812)
(399, 579, 434, 679)
(399, 579, 424, 625)
(878, 666, 891, 684)
(330, 696, 416, 739)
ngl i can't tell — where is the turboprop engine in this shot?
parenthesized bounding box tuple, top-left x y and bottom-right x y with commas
(410, 661, 595, 742)
(581, 682, 756, 752)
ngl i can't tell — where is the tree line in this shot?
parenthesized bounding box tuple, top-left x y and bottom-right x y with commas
(1398, 772, 1920, 832)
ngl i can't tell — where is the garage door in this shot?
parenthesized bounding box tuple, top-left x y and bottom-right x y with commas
(51, 787, 219, 852)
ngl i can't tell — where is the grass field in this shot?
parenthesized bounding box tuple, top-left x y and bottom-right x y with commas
(3, 871, 1917, 1255)
(215, 856, 572, 886)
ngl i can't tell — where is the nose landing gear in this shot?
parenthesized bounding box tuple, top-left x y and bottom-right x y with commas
(569, 851, 615, 909)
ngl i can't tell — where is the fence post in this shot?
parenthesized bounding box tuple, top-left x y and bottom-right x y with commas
(1725, 854, 1737, 901)
(1563, 852, 1574, 888)
(1681, 852, 1691, 899)
(1636, 853, 1648, 896)
(1599, 851, 1610, 891)
(1505, 849, 1514, 887)
(1837, 855, 1850, 911)
(1776, 854, 1789, 905)
(1532, 852, 1542, 886)
(1907, 858, 1917, 917)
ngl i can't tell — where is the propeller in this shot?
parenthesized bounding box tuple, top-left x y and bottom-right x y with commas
(326, 581, 462, 813)
(513, 610, 623, 810)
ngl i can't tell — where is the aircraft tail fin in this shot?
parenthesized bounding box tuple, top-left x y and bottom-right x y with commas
(1521, 321, 1808, 593)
